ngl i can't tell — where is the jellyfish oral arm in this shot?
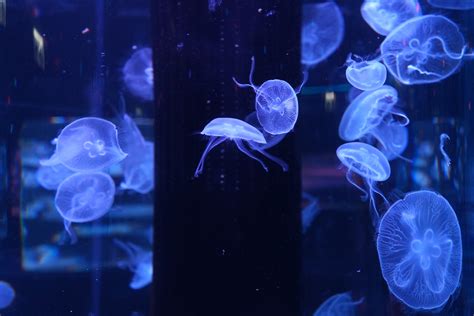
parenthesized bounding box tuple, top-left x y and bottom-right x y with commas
(194, 136, 227, 177)
(63, 220, 78, 244)
(232, 56, 258, 92)
(234, 139, 269, 172)
(294, 70, 309, 94)
(250, 144, 288, 171)
(440, 133, 451, 166)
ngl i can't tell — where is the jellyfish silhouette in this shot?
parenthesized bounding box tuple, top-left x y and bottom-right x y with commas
(41, 117, 127, 172)
(361, 0, 422, 36)
(36, 164, 74, 190)
(194, 117, 288, 177)
(377, 191, 462, 310)
(123, 48, 154, 101)
(313, 292, 363, 316)
(345, 54, 387, 91)
(233, 56, 307, 135)
(121, 141, 154, 194)
(114, 239, 153, 290)
(301, 2, 344, 67)
(372, 121, 409, 161)
(0, 281, 14, 309)
(381, 15, 466, 85)
(428, 0, 474, 10)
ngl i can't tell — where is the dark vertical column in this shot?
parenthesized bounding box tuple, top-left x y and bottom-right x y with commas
(153, 0, 301, 315)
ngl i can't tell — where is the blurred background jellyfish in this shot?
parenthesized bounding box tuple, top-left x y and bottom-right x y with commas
(428, 0, 474, 10)
(0, 281, 14, 309)
(41, 117, 127, 172)
(123, 48, 154, 101)
(372, 121, 410, 161)
(439, 133, 451, 166)
(233, 56, 307, 135)
(194, 117, 288, 177)
(121, 141, 155, 194)
(301, 192, 320, 234)
(377, 191, 462, 310)
(381, 15, 466, 85)
(36, 164, 74, 190)
(114, 240, 153, 290)
(361, 0, 421, 36)
(345, 54, 387, 91)
(301, 2, 345, 67)
(313, 292, 363, 316)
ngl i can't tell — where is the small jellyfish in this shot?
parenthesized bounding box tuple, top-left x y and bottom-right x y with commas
(233, 56, 307, 135)
(428, 0, 474, 10)
(114, 240, 153, 290)
(439, 133, 451, 166)
(313, 292, 363, 316)
(41, 117, 127, 172)
(195, 117, 288, 177)
(0, 281, 14, 309)
(381, 15, 466, 85)
(372, 121, 410, 161)
(123, 48, 154, 101)
(36, 164, 74, 190)
(121, 141, 154, 194)
(301, 2, 345, 67)
(345, 54, 387, 91)
(301, 192, 320, 234)
(361, 0, 422, 36)
(377, 191, 462, 310)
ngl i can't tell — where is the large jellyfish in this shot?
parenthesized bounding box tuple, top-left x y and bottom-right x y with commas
(372, 121, 409, 161)
(114, 240, 153, 290)
(121, 141, 154, 194)
(233, 56, 307, 135)
(381, 15, 466, 85)
(377, 191, 462, 310)
(361, 0, 422, 36)
(313, 292, 363, 316)
(36, 164, 74, 190)
(0, 281, 14, 309)
(428, 0, 474, 10)
(123, 48, 154, 101)
(301, 2, 345, 67)
(194, 117, 288, 177)
(41, 117, 127, 172)
(345, 54, 387, 91)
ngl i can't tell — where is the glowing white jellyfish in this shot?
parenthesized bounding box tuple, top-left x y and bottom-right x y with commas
(123, 48, 154, 101)
(345, 54, 387, 91)
(114, 239, 153, 290)
(36, 164, 74, 190)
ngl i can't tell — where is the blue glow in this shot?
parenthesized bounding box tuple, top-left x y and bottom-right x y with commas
(302, 192, 320, 234)
(0, 281, 14, 309)
(440, 133, 451, 166)
(381, 15, 466, 85)
(36, 164, 74, 190)
(313, 292, 363, 316)
(115, 240, 153, 290)
(123, 48, 154, 101)
(377, 191, 462, 310)
(233, 57, 307, 135)
(121, 141, 154, 194)
(338, 86, 399, 141)
(428, 0, 474, 9)
(301, 2, 344, 67)
(361, 0, 421, 36)
(345, 55, 387, 91)
(373, 121, 409, 161)
(41, 117, 127, 172)
(54, 172, 116, 223)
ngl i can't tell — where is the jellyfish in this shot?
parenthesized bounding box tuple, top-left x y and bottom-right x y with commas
(121, 141, 154, 194)
(336, 142, 391, 224)
(338, 86, 407, 142)
(345, 54, 387, 91)
(372, 121, 410, 161)
(428, 0, 474, 10)
(123, 48, 154, 101)
(301, 2, 345, 67)
(381, 15, 466, 85)
(36, 164, 75, 190)
(439, 133, 451, 166)
(0, 281, 14, 309)
(361, 0, 422, 36)
(208, 0, 222, 11)
(302, 192, 320, 234)
(233, 56, 307, 135)
(313, 292, 363, 316)
(377, 191, 462, 310)
(41, 117, 127, 172)
(195, 117, 289, 177)
(114, 240, 153, 290)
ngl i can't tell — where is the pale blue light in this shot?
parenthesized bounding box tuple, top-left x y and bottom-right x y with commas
(313, 292, 363, 316)
(36, 164, 74, 190)
(372, 121, 409, 161)
(345, 55, 387, 91)
(440, 133, 451, 166)
(0, 281, 14, 309)
(121, 141, 154, 194)
(428, 0, 474, 10)
(115, 240, 153, 290)
(123, 48, 154, 101)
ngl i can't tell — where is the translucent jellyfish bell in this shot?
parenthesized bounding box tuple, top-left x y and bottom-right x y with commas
(41, 117, 127, 172)
(114, 240, 153, 290)
(0, 281, 14, 309)
(361, 0, 422, 36)
(123, 48, 154, 101)
(36, 164, 74, 190)
(233, 57, 307, 135)
(381, 15, 466, 85)
(377, 191, 462, 310)
(372, 121, 409, 161)
(345, 55, 387, 91)
(121, 141, 154, 194)
(301, 2, 344, 67)
(194, 117, 288, 177)
(428, 0, 474, 10)
(313, 292, 363, 316)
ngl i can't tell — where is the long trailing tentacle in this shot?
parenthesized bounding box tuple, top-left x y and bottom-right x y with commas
(63, 220, 78, 244)
(389, 109, 410, 126)
(251, 144, 288, 171)
(294, 70, 309, 94)
(346, 170, 368, 201)
(367, 181, 381, 228)
(194, 137, 226, 177)
(234, 139, 269, 172)
(232, 56, 258, 92)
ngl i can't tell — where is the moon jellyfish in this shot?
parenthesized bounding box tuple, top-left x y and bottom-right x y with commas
(114, 240, 153, 290)
(123, 48, 154, 101)
(0, 281, 14, 309)
(301, 2, 344, 67)
(41, 117, 127, 172)
(36, 164, 74, 190)
(345, 55, 387, 91)
(377, 191, 462, 310)
(313, 292, 363, 316)
(121, 141, 154, 194)
(381, 15, 466, 85)
(428, 0, 474, 10)
(233, 56, 307, 135)
(361, 0, 422, 36)
(372, 121, 409, 161)
(337, 142, 391, 224)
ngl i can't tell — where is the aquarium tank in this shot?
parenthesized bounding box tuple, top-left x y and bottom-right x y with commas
(0, 0, 473, 315)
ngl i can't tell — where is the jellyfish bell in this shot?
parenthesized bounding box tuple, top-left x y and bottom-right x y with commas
(345, 54, 387, 91)
(245, 111, 286, 150)
(114, 240, 153, 290)
(377, 190, 462, 310)
(36, 163, 75, 190)
(372, 121, 409, 161)
(123, 47, 154, 101)
(0, 281, 14, 309)
(381, 15, 466, 85)
(428, 0, 474, 10)
(313, 292, 363, 316)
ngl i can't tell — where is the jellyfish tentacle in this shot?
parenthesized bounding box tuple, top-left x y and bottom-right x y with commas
(294, 70, 309, 94)
(232, 77, 256, 91)
(345, 170, 368, 200)
(249, 56, 256, 87)
(389, 109, 410, 126)
(250, 144, 288, 171)
(234, 139, 269, 172)
(63, 220, 78, 244)
(194, 136, 226, 177)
